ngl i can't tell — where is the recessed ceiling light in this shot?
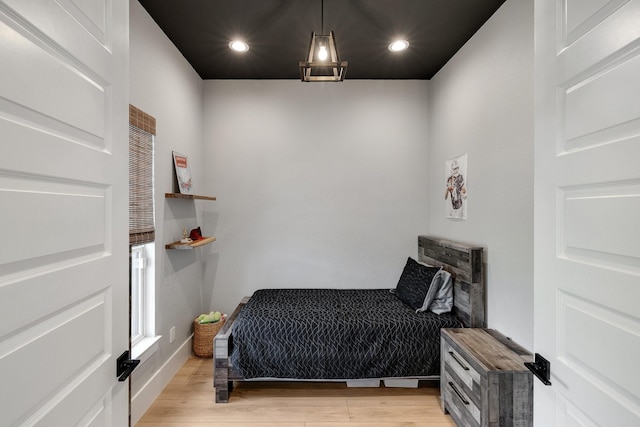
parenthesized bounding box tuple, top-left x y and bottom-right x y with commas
(388, 39, 409, 52)
(229, 40, 249, 52)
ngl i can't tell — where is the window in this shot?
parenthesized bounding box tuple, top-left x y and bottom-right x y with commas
(129, 105, 158, 360)
(130, 243, 155, 346)
(131, 244, 145, 344)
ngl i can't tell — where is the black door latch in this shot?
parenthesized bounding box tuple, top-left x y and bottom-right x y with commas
(116, 350, 140, 382)
(525, 353, 552, 386)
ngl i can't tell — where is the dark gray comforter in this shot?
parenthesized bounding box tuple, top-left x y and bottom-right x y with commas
(229, 288, 463, 380)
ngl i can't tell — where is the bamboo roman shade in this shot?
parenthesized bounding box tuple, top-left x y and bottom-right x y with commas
(129, 105, 156, 245)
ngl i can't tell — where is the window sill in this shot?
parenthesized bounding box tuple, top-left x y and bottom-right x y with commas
(131, 335, 161, 366)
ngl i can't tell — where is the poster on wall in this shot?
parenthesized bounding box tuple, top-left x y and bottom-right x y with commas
(445, 154, 467, 219)
(173, 151, 194, 194)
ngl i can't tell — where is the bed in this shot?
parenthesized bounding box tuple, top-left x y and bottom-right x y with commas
(213, 236, 485, 403)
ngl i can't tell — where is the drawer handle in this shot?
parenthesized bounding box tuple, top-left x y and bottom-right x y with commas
(448, 381, 470, 405)
(449, 351, 470, 371)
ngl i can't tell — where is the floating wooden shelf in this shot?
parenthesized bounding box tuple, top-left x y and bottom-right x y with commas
(164, 193, 217, 249)
(165, 193, 217, 201)
(165, 236, 216, 250)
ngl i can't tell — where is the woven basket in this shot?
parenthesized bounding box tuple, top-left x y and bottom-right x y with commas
(193, 318, 225, 358)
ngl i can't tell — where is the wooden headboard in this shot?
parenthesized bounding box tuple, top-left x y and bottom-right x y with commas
(418, 236, 485, 328)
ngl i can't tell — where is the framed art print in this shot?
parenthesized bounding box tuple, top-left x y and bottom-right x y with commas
(445, 154, 467, 219)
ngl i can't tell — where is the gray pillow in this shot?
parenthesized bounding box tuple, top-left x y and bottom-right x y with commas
(417, 269, 454, 314)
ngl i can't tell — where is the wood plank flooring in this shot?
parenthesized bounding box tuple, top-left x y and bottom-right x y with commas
(136, 356, 457, 427)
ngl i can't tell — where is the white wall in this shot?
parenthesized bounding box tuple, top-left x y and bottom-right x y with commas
(202, 80, 430, 315)
(428, 0, 534, 348)
(129, 1, 205, 421)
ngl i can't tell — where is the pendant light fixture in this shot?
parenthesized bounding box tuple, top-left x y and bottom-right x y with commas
(299, 0, 347, 82)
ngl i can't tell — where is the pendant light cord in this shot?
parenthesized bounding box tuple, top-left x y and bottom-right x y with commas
(321, 0, 324, 34)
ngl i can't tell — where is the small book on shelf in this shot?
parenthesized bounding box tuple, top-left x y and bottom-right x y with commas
(172, 151, 194, 195)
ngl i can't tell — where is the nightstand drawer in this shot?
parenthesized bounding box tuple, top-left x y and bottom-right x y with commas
(443, 340, 482, 396)
(442, 369, 481, 427)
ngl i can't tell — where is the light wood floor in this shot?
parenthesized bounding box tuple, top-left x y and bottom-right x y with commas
(136, 356, 457, 427)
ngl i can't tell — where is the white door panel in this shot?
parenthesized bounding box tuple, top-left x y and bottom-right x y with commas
(0, 182, 106, 263)
(0, 16, 107, 140)
(2, 0, 111, 72)
(559, 1, 640, 76)
(558, 140, 640, 185)
(564, 53, 640, 144)
(561, 182, 640, 265)
(1, 293, 109, 424)
(535, 0, 640, 426)
(0, 256, 111, 340)
(0, 0, 128, 425)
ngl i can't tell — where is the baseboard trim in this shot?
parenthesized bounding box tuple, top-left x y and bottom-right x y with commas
(130, 334, 193, 425)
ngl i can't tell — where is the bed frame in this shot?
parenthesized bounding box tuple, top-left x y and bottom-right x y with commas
(417, 235, 485, 329)
(213, 235, 485, 403)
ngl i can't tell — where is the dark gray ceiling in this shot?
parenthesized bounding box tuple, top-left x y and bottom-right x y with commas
(137, 0, 506, 80)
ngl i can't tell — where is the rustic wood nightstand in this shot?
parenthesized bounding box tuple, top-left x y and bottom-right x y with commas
(441, 328, 533, 427)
